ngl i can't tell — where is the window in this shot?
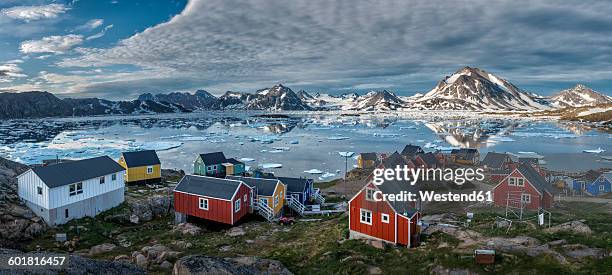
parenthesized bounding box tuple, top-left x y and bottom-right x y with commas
(274, 195, 279, 206)
(199, 198, 209, 210)
(381, 213, 390, 223)
(212, 165, 217, 170)
(147, 166, 153, 174)
(65, 209, 69, 218)
(508, 177, 516, 186)
(235, 200, 241, 212)
(360, 209, 372, 225)
(365, 188, 375, 201)
(521, 194, 531, 203)
(244, 194, 247, 202)
(37, 186, 43, 195)
(207, 166, 212, 171)
(600, 185, 605, 191)
(260, 198, 268, 205)
(516, 178, 525, 187)
(99, 176, 105, 184)
(69, 182, 83, 196)
(112, 173, 117, 181)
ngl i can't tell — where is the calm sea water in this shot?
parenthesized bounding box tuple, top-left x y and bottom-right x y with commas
(1, 112, 610, 181)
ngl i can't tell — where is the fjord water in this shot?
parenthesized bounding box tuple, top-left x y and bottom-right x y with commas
(1, 112, 609, 180)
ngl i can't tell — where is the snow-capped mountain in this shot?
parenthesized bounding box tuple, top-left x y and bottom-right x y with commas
(218, 84, 311, 111)
(138, 90, 219, 110)
(411, 67, 547, 111)
(344, 90, 406, 111)
(549, 84, 612, 107)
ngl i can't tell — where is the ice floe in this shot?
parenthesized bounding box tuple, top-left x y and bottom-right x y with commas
(304, 169, 323, 174)
(261, 163, 283, 169)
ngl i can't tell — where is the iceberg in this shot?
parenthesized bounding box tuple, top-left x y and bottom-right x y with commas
(318, 172, 336, 180)
(328, 136, 350, 140)
(239, 158, 255, 162)
(582, 147, 605, 154)
(304, 169, 323, 174)
(261, 163, 282, 169)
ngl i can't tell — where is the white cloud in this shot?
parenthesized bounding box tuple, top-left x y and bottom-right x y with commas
(20, 34, 84, 54)
(1, 4, 69, 21)
(0, 63, 27, 82)
(86, 24, 113, 40)
(77, 19, 104, 31)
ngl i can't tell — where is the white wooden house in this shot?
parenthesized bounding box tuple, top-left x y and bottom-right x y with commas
(17, 156, 126, 225)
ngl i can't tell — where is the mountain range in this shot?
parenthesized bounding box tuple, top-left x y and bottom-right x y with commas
(0, 67, 610, 118)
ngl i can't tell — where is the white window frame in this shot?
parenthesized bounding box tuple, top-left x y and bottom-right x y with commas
(381, 213, 390, 223)
(244, 194, 247, 202)
(111, 173, 117, 181)
(199, 197, 209, 210)
(69, 182, 83, 196)
(37, 186, 43, 195)
(235, 200, 241, 212)
(365, 188, 375, 201)
(212, 165, 217, 170)
(508, 177, 516, 186)
(99, 176, 105, 184)
(147, 166, 154, 174)
(260, 198, 268, 205)
(521, 194, 531, 203)
(274, 195, 279, 206)
(600, 185, 605, 191)
(516, 178, 525, 187)
(207, 166, 212, 171)
(360, 209, 372, 225)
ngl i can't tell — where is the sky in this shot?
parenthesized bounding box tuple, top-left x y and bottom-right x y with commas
(1, 0, 611, 100)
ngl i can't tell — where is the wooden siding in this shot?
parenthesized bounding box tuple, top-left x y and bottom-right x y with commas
(17, 170, 50, 209)
(349, 183, 397, 244)
(174, 192, 233, 224)
(232, 183, 252, 223)
(493, 169, 551, 210)
(121, 164, 161, 183)
(256, 182, 286, 216)
(48, 171, 125, 209)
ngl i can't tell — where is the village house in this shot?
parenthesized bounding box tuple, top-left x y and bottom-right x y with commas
(492, 163, 554, 210)
(357, 152, 378, 169)
(173, 175, 252, 225)
(277, 176, 315, 205)
(449, 148, 480, 165)
(400, 144, 424, 160)
(349, 152, 422, 247)
(227, 176, 286, 221)
(193, 152, 245, 177)
(584, 172, 611, 196)
(118, 150, 161, 184)
(17, 156, 126, 225)
(481, 152, 513, 182)
(414, 152, 441, 169)
(570, 170, 601, 193)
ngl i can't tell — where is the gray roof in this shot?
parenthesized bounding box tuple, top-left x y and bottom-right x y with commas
(401, 144, 423, 156)
(518, 157, 539, 165)
(451, 148, 478, 159)
(121, 150, 160, 167)
(226, 176, 278, 196)
(224, 158, 243, 165)
(198, 152, 227, 165)
(277, 177, 312, 193)
(31, 156, 125, 188)
(517, 163, 553, 194)
(418, 152, 439, 167)
(482, 152, 510, 169)
(598, 172, 612, 182)
(376, 178, 419, 217)
(381, 151, 407, 168)
(359, 152, 377, 161)
(174, 175, 242, 200)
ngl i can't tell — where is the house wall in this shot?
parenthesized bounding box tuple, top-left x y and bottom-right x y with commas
(586, 177, 611, 195)
(357, 158, 375, 169)
(48, 187, 124, 225)
(349, 183, 397, 244)
(174, 191, 233, 224)
(493, 170, 544, 210)
(124, 165, 161, 183)
(256, 182, 286, 216)
(232, 184, 252, 223)
(17, 170, 50, 209)
(48, 171, 125, 209)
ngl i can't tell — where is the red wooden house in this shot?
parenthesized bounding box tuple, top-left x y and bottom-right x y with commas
(349, 152, 422, 247)
(492, 163, 554, 210)
(174, 175, 252, 225)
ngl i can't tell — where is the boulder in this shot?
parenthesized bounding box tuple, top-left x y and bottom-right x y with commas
(89, 243, 117, 255)
(173, 255, 292, 275)
(226, 227, 246, 237)
(173, 223, 202, 236)
(135, 253, 148, 268)
(562, 244, 606, 260)
(545, 221, 592, 235)
(160, 260, 173, 269)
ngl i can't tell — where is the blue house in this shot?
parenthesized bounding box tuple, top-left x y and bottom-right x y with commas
(586, 172, 612, 196)
(277, 177, 314, 205)
(570, 170, 601, 193)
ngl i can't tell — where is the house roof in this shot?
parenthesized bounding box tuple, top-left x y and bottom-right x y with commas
(198, 152, 227, 165)
(401, 144, 422, 156)
(381, 151, 407, 168)
(224, 158, 243, 165)
(418, 152, 439, 167)
(174, 175, 241, 200)
(583, 170, 602, 182)
(518, 157, 539, 165)
(359, 153, 377, 161)
(517, 163, 553, 194)
(482, 152, 510, 169)
(376, 178, 419, 217)
(277, 177, 312, 193)
(598, 172, 612, 182)
(226, 176, 278, 196)
(30, 156, 125, 188)
(451, 148, 478, 159)
(121, 150, 160, 167)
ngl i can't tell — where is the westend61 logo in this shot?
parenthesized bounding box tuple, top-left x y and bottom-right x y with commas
(371, 166, 492, 203)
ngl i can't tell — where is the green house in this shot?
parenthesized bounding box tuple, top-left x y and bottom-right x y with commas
(194, 152, 245, 177)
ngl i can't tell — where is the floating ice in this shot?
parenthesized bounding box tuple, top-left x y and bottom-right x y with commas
(268, 149, 284, 154)
(261, 163, 282, 169)
(138, 141, 183, 151)
(318, 172, 335, 180)
(290, 140, 299, 144)
(582, 147, 605, 154)
(328, 136, 350, 140)
(239, 158, 255, 162)
(272, 147, 290, 151)
(304, 169, 323, 174)
(338, 151, 355, 157)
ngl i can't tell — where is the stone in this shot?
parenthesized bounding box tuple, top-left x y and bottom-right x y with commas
(114, 255, 130, 261)
(173, 223, 202, 236)
(226, 227, 246, 237)
(562, 244, 606, 260)
(369, 240, 384, 249)
(368, 266, 383, 274)
(135, 253, 148, 268)
(545, 221, 592, 235)
(160, 260, 173, 269)
(547, 239, 567, 246)
(89, 243, 117, 255)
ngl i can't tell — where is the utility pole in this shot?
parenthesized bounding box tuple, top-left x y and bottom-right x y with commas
(338, 151, 354, 200)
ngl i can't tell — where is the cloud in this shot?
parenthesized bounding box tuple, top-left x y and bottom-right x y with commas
(20, 34, 84, 54)
(0, 63, 27, 82)
(1, 4, 69, 21)
(46, 0, 612, 96)
(77, 19, 104, 31)
(86, 24, 114, 40)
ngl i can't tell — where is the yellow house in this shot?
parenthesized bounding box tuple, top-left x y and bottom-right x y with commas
(118, 150, 161, 184)
(226, 176, 286, 217)
(357, 152, 378, 169)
